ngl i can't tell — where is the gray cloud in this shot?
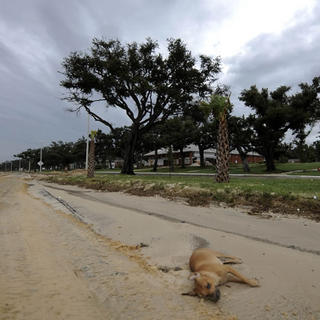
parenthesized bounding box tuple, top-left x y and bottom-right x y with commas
(0, 0, 234, 162)
(224, 2, 320, 109)
(222, 3, 320, 143)
(0, 0, 319, 162)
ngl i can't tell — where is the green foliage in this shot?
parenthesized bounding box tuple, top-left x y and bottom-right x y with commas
(228, 116, 254, 172)
(200, 93, 232, 182)
(182, 101, 219, 167)
(200, 94, 231, 119)
(240, 77, 320, 171)
(13, 139, 87, 170)
(60, 38, 221, 174)
(90, 130, 97, 139)
(162, 117, 197, 150)
(160, 116, 198, 168)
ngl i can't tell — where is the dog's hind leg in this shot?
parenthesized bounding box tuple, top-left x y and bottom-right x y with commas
(224, 266, 259, 287)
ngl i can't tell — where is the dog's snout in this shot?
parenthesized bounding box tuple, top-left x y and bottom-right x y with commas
(208, 288, 220, 302)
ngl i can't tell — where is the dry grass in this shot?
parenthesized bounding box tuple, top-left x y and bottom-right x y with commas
(41, 173, 320, 222)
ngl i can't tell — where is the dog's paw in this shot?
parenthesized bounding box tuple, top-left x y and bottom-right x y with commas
(250, 278, 260, 287)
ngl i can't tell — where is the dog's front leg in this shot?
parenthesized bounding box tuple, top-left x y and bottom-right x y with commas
(225, 266, 259, 287)
(181, 291, 197, 297)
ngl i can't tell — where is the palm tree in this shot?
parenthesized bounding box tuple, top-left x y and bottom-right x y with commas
(87, 130, 97, 178)
(201, 95, 232, 183)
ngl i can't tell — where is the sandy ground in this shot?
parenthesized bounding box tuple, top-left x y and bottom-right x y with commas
(1, 174, 320, 320)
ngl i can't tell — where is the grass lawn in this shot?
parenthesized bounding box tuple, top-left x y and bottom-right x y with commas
(288, 170, 320, 176)
(96, 161, 320, 175)
(273, 162, 320, 172)
(92, 174, 320, 198)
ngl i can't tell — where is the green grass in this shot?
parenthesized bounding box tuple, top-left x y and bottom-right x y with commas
(55, 173, 320, 198)
(96, 161, 320, 175)
(274, 162, 320, 172)
(288, 170, 320, 176)
(43, 172, 320, 220)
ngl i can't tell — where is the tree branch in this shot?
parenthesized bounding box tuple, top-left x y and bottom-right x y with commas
(82, 105, 115, 132)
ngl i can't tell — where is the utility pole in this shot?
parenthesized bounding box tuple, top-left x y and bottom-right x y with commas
(40, 148, 43, 172)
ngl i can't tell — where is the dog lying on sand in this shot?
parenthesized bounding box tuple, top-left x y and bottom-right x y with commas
(183, 248, 259, 302)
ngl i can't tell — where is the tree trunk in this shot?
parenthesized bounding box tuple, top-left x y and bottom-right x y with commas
(87, 138, 95, 178)
(180, 148, 185, 168)
(152, 149, 158, 172)
(296, 129, 308, 162)
(121, 129, 138, 175)
(241, 156, 250, 172)
(265, 156, 276, 172)
(237, 149, 250, 172)
(168, 145, 174, 172)
(264, 147, 276, 172)
(199, 145, 205, 168)
(216, 111, 230, 183)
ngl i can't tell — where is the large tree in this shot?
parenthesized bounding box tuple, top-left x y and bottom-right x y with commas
(16, 148, 40, 171)
(312, 140, 320, 162)
(162, 116, 197, 168)
(229, 116, 254, 172)
(72, 137, 87, 168)
(60, 38, 220, 174)
(46, 141, 74, 170)
(240, 77, 320, 171)
(185, 102, 218, 168)
(138, 123, 166, 172)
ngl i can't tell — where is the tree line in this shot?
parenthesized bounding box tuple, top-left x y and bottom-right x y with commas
(59, 37, 320, 176)
(2, 113, 320, 173)
(1, 38, 319, 178)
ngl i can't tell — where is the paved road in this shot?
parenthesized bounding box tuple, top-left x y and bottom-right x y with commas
(32, 176, 320, 320)
(0, 174, 229, 320)
(1, 174, 320, 320)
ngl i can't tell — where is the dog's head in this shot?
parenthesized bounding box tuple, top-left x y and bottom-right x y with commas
(189, 272, 220, 302)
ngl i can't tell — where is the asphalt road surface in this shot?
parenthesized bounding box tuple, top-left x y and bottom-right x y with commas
(1, 174, 319, 320)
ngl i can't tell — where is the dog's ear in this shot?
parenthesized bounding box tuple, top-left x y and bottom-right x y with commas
(189, 272, 201, 280)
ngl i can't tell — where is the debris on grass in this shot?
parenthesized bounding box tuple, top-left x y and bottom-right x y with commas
(40, 173, 320, 222)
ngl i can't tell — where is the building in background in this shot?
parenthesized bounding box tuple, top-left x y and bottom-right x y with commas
(143, 144, 263, 167)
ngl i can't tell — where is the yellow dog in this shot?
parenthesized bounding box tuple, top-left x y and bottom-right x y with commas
(184, 248, 259, 302)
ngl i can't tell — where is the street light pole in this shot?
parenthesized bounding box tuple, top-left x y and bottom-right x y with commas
(40, 148, 43, 172)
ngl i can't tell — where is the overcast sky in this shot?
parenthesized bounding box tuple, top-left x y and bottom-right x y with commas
(1, 0, 319, 162)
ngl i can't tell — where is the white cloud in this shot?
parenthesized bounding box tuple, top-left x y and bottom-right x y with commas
(199, 0, 317, 58)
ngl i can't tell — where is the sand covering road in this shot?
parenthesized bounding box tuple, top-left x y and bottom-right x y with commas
(0, 175, 231, 320)
(1, 174, 320, 319)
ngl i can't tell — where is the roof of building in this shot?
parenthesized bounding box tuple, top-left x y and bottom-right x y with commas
(144, 144, 262, 157)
